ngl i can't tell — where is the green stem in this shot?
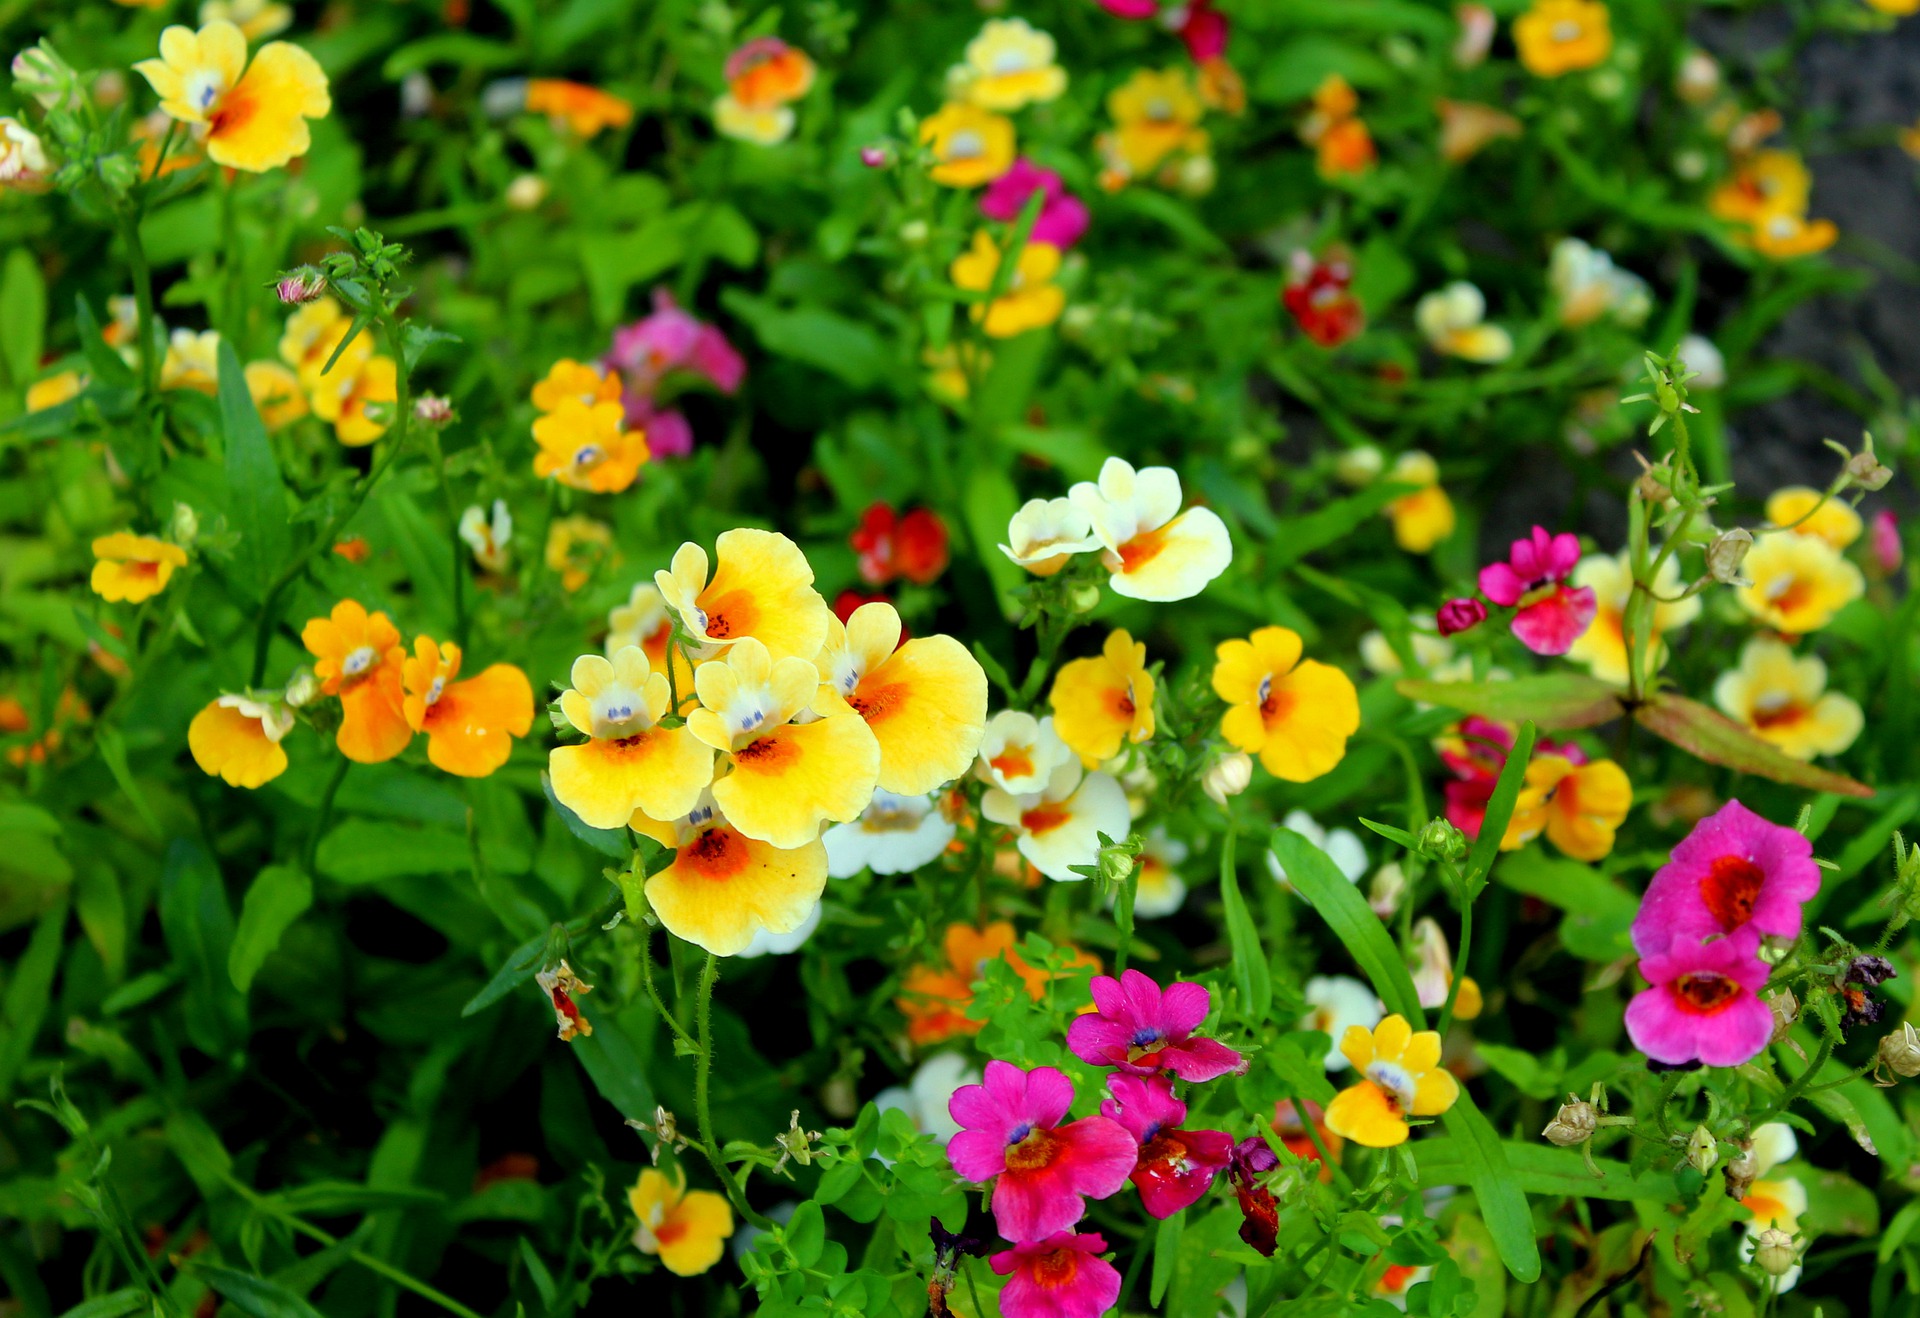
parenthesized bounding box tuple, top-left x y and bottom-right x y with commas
(692, 950, 773, 1230)
(638, 928, 698, 1051)
(1754, 1034, 1837, 1125)
(119, 211, 160, 400)
(1435, 880, 1472, 1038)
(304, 754, 351, 875)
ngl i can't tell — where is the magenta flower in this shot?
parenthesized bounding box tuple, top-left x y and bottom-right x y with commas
(990, 1233, 1122, 1318)
(1100, 1075, 1234, 1219)
(605, 288, 745, 398)
(1631, 801, 1819, 958)
(630, 399, 694, 459)
(1477, 526, 1597, 655)
(1094, 0, 1159, 17)
(1872, 510, 1902, 576)
(947, 1061, 1136, 1242)
(1436, 597, 1486, 637)
(979, 159, 1090, 250)
(1179, 0, 1228, 61)
(1067, 970, 1246, 1082)
(1624, 931, 1773, 1067)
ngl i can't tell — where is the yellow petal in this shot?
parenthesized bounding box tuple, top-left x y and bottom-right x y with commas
(645, 825, 827, 956)
(711, 714, 879, 848)
(1325, 1079, 1408, 1148)
(550, 727, 713, 829)
(848, 635, 988, 794)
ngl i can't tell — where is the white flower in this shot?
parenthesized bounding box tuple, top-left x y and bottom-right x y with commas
(735, 898, 823, 958)
(1268, 810, 1367, 891)
(975, 710, 1073, 795)
(458, 499, 512, 573)
(1676, 333, 1725, 390)
(822, 791, 956, 878)
(873, 1052, 979, 1146)
(1201, 750, 1252, 805)
(1415, 282, 1512, 363)
(1119, 828, 1189, 919)
(0, 116, 48, 185)
(999, 497, 1099, 577)
(1299, 975, 1381, 1069)
(981, 761, 1131, 882)
(1549, 237, 1651, 329)
(1068, 457, 1232, 602)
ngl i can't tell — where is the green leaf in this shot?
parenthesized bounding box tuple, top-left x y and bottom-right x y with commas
(0, 247, 46, 390)
(1416, 1136, 1675, 1203)
(73, 865, 126, 982)
(1493, 848, 1637, 961)
(54, 1289, 149, 1318)
(219, 339, 292, 597)
(570, 1014, 658, 1124)
(721, 290, 892, 390)
(1218, 831, 1271, 1023)
(93, 725, 161, 837)
(1273, 826, 1422, 1024)
(784, 1201, 826, 1269)
(1149, 1208, 1183, 1307)
(228, 865, 313, 992)
(460, 931, 547, 1018)
(1463, 721, 1535, 892)
(1267, 1033, 1338, 1106)
(316, 818, 467, 882)
(0, 894, 68, 1096)
(158, 839, 246, 1058)
(961, 463, 1024, 611)
(1394, 676, 1624, 731)
(1634, 692, 1873, 798)
(73, 296, 137, 390)
(1266, 483, 1417, 567)
(193, 1264, 327, 1318)
(1436, 1096, 1541, 1282)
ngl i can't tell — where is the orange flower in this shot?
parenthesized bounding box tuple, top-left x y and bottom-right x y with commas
(897, 922, 1075, 1044)
(302, 600, 412, 764)
(531, 359, 623, 413)
(525, 79, 633, 136)
(531, 397, 649, 493)
(333, 537, 371, 563)
(725, 38, 815, 109)
(400, 636, 534, 777)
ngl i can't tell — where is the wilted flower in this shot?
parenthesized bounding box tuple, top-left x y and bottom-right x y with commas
(1705, 527, 1754, 584)
(1876, 1022, 1920, 1083)
(0, 117, 49, 186)
(413, 393, 454, 426)
(1436, 98, 1521, 164)
(1541, 1096, 1597, 1147)
(533, 960, 594, 1042)
(1416, 282, 1513, 363)
(1201, 750, 1252, 805)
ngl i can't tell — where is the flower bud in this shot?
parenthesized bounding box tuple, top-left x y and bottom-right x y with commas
(1435, 597, 1486, 637)
(1332, 443, 1382, 487)
(1418, 817, 1468, 863)
(1541, 1097, 1597, 1147)
(413, 394, 454, 426)
(898, 219, 929, 247)
(11, 41, 75, 110)
(1764, 986, 1799, 1041)
(1751, 1227, 1797, 1278)
(283, 666, 320, 709)
(0, 117, 49, 187)
(1871, 511, 1902, 578)
(169, 501, 200, 548)
(1675, 333, 1725, 389)
(859, 144, 891, 168)
(1878, 1022, 1920, 1079)
(1705, 528, 1753, 585)
(1675, 50, 1720, 105)
(1685, 1125, 1718, 1175)
(1723, 1141, 1757, 1198)
(505, 173, 547, 210)
(1368, 862, 1406, 918)
(275, 268, 327, 305)
(1847, 436, 1893, 492)
(1069, 583, 1103, 615)
(1202, 751, 1252, 806)
(1636, 468, 1672, 504)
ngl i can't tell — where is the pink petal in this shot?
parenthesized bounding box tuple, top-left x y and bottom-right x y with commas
(991, 1166, 1074, 1242)
(1155, 980, 1212, 1037)
(1510, 586, 1596, 655)
(1160, 1036, 1246, 1083)
(947, 1128, 1009, 1183)
(1086, 974, 1133, 1024)
(1477, 562, 1526, 606)
(1118, 969, 1165, 1027)
(1022, 1066, 1077, 1128)
(1052, 1115, 1141, 1199)
(1066, 1015, 1132, 1068)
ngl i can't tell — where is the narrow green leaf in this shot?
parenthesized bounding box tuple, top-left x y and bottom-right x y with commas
(1273, 826, 1422, 1024)
(93, 726, 161, 836)
(72, 296, 136, 390)
(1266, 482, 1417, 566)
(1464, 721, 1535, 891)
(193, 1263, 327, 1318)
(228, 865, 314, 992)
(0, 894, 68, 1096)
(1394, 675, 1624, 730)
(0, 247, 47, 390)
(1149, 1208, 1183, 1307)
(1415, 1136, 1676, 1202)
(518, 1237, 559, 1309)
(460, 931, 547, 1018)
(54, 1289, 147, 1318)
(157, 838, 247, 1057)
(218, 338, 291, 597)
(1217, 830, 1271, 1023)
(571, 1014, 659, 1124)
(1635, 692, 1873, 798)
(1438, 1093, 1541, 1282)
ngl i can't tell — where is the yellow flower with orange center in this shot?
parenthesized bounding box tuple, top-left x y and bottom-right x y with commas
(400, 636, 534, 778)
(200, 0, 294, 42)
(189, 692, 294, 788)
(1384, 451, 1456, 553)
(948, 19, 1067, 112)
(654, 529, 831, 664)
(311, 349, 398, 447)
(1416, 283, 1512, 363)
(713, 39, 815, 146)
(633, 794, 827, 957)
(628, 1168, 733, 1276)
(1102, 68, 1206, 181)
(1749, 211, 1838, 260)
(1713, 637, 1863, 762)
(161, 329, 221, 394)
(549, 647, 713, 829)
(896, 922, 1072, 1044)
(1502, 754, 1630, 861)
(302, 600, 412, 764)
(134, 20, 330, 172)
(949, 231, 1065, 338)
(1735, 533, 1864, 634)
(1709, 150, 1812, 225)
(1324, 1015, 1459, 1148)
(531, 397, 649, 493)
(918, 102, 1015, 188)
(1212, 626, 1359, 783)
(1070, 457, 1232, 602)
(980, 760, 1131, 882)
(279, 296, 352, 389)
(91, 532, 189, 604)
(1049, 629, 1155, 768)
(525, 79, 632, 137)
(244, 360, 307, 430)
(1512, 0, 1612, 78)
(1565, 551, 1699, 685)
(812, 602, 987, 796)
(532, 359, 624, 413)
(1766, 487, 1862, 550)
(1299, 76, 1376, 179)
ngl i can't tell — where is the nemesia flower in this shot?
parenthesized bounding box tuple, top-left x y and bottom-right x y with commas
(949, 19, 1067, 111)
(244, 360, 307, 430)
(990, 1234, 1122, 1318)
(976, 710, 1075, 795)
(981, 761, 1131, 882)
(1713, 638, 1862, 762)
(1749, 211, 1838, 260)
(1632, 800, 1821, 957)
(628, 1167, 733, 1277)
(1212, 626, 1359, 782)
(1625, 931, 1772, 1067)
(850, 504, 950, 585)
(1416, 282, 1513, 363)
(279, 296, 353, 389)
(546, 515, 614, 592)
(400, 636, 534, 777)
(811, 602, 987, 795)
(1478, 526, 1598, 656)
(1282, 250, 1364, 348)
(1549, 238, 1651, 329)
(1565, 549, 1700, 684)
(950, 231, 1066, 338)
(605, 582, 693, 699)
(532, 359, 623, 414)
(897, 921, 1050, 1044)
(531, 397, 649, 493)
(1741, 1122, 1808, 1234)
(1128, 829, 1189, 918)
(0, 117, 49, 186)
(1436, 99, 1521, 163)
(1101, 1075, 1234, 1218)
(1070, 457, 1232, 602)
(606, 288, 746, 401)
(1225, 1137, 1280, 1254)
(525, 79, 632, 136)
(655, 529, 831, 663)
(1300, 976, 1382, 1069)
(302, 600, 411, 764)
(947, 1060, 1137, 1241)
(632, 794, 827, 956)
(980, 159, 1091, 250)
(1676, 333, 1726, 389)
(1067, 969, 1245, 1081)
(199, 0, 293, 41)
(1410, 917, 1483, 1020)
(823, 790, 956, 877)
(1385, 450, 1455, 553)
(734, 898, 821, 957)
(1870, 510, 1902, 576)
(91, 533, 188, 604)
(919, 102, 1016, 187)
(190, 692, 294, 788)
(1272, 1100, 1342, 1179)
(534, 959, 592, 1041)
(160, 329, 220, 393)
(1049, 630, 1155, 767)
(1512, 0, 1613, 78)
(1503, 753, 1631, 861)
(1765, 487, 1862, 551)
(459, 500, 513, 574)
(134, 21, 331, 172)
(1298, 75, 1376, 178)
(1267, 809, 1367, 891)
(1000, 497, 1100, 576)
(873, 1052, 979, 1145)
(1374, 1264, 1434, 1304)
(1324, 1015, 1460, 1148)
(713, 39, 814, 146)
(1710, 150, 1811, 226)
(1734, 532, 1864, 634)
(550, 647, 713, 828)
(312, 349, 399, 447)
(26, 371, 84, 413)
(1438, 716, 1517, 837)
(1098, 68, 1207, 186)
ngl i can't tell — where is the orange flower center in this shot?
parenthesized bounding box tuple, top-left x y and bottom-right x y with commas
(1116, 523, 1172, 573)
(1029, 1246, 1081, 1289)
(207, 79, 259, 141)
(1107, 685, 1137, 721)
(991, 747, 1035, 780)
(1699, 855, 1765, 930)
(735, 733, 798, 770)
(683, 827, 752, 880)
(1004, 1126, 1062, 1172)
(1020, 804, 1072, 836)
(1672, 972, 1740, 1015)
(1764, 574, 1814, 618)
(849, 680, 907, 725)
(1751, 699, 1808, 730)
(126, 559, 162, 580)
(700, 588, 760, 640)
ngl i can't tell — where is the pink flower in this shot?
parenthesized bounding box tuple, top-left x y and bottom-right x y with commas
(947, 1061, 1137, 1242)
(990, 1233, 1122, 1318)
(1477, 526, 1597, 655)
(605, 288, 745, 397)
(980, 159, 1091, 250)
(1440, 717, 1583, 837)
(1095, 0, 1159, 17)
(630, 399, 694, 458)
(1178, 0, 1229, 61)
(1631, 800, 1820, 957)
(1624, 931, 1773, 1067)
(1100, 1075, 1234, 1218)
(1872, 510, 1902, 576)
(1067, 969, 1246, 1082)
(1436, 597, 1486, 637)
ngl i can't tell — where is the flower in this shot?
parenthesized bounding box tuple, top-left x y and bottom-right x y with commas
(990, 1233, 1122, 1318)
(551, 648, 713, 828)
(1454, 3, 1497, 65)
(302, 600, 411, 764)
(189, 693, 293, 787)
(980, 159, 1090, 249)
(1750, 211, 1837, 260)
(1267, 809, 1368, 891)
(1631, 800, 1821, 956)
(1300, 976, 1383, 1069)
(897, 921, 1046, 1043)
(1734, 532, 1864, 634)
(950, 231, 1066, 338)
(91, 533, 188, 603)
(1565, 549, 1700, 684)
(311, 350, 398, 447)
(0, 117, 49, 185)
(1071, 457, 1233, 602)
(525, 79, 632, 136)
(1101, 1075, 1234, 1218)
(1324, 1015, 1460, 1148)
(459, 500, 513, 574)
(532, 397, 649, 493)
(823, 790, 956, 877)
(1000, 497, 1100, 577)
(400, 637, 534, 777)
(532, 359, 624, 414)
(534, 959, 592, 1041)
(1212, 626, 1359, 782)
(735, 900, 821, 957)
(1713, 638, 1862, 761)
(1384, 450, 1456, 553)
(1410, 917, 1483, 1020)
(1438, 717, 1518, 838)
(812, 602, 987, 795)
(1625, 932, 1772, 1067)
(1128, 830, 1189, 918)
(134, 21, 330, 172)
(278, 296, 351, 387)
(850, 504, 950, 585)
(1282, 250, 1364, 348)
(546, 516, 613, 592)
(976, 711, 1075, 795)
(606, 288, 746, 403)
(1479, 526, 1598, 656)
(919, 102, 1015, 188)
(1067, 969, 1245, 1081)
(949, 19, 1067, 111)
(244, 360, 307, 430)
(1298, 75, 1375, 178)
(26, 371, 83, 412)
(1100, 68, 1207, 184)
(1503, 753, 1631, 861)
(1513, 0, 1612, 77)
(1549, 238, 1650, 329)
(1740, 1126, 1807, 1290)
(1677, 333, 1727, 389)
(713, 39, 814, 146)
(1437, 598, 1486, 636)
(1765, 487, 1862, 551)
(160, 329, 221, 393)
(1436, 99, 1521, 164)
(947, 1060, 1137, 1241)
(629, 1168, 732, 1276)
(632, 794, 827, 956)
(200, 0, 293, 41)
(1416, 282, 1513, 363)
(1710, 150, 1811, 225)
(1049, 630, 1155, 768)
(655, 529, 831, 663)
(873, 1052, 979, 1145)
(1871, 511, 1902, 576)
(982, 761, 1132, 882)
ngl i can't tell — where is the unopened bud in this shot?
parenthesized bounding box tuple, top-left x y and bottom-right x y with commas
(1879, 1022, 1920, 1080)
(1435, 597, 1486, 638)
(899, 219, 929, 247)
(1068, 583, 1102, 614)
(1418, 817, 1468, 863)
(168, 501, 199, 548)
(413, 394, 454, 426)
(283, 667, 320, 709)
(1847, 435, 1893, 492)
(1705, 528, 1753, 585)
(11, 42, 74, 109)
(1636, 468, 1671, 504)
(1751, 1227, 1797, 1278)
(859, 144, 891, 168)
(1368, 862, 1406, 918)
(1871, 511, 1902, 577)
(1764, 986, 1799, 1041)
(1675, 50, 1720, 105)
(275, 268, 327, 305)
(1542, 1097, 1597, 1147)
(1334, 444, 1383, 487)
(1685, 1125, 1718, 1175)
(505, 173, 547, 210)
(1202, 751, 1252, 806)
(1723, 1142, 1757, 1198)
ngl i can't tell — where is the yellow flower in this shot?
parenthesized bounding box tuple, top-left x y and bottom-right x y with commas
(981, 761, 1131, 881)
(918, 102, 1015, 188)
(26, 371, 84, 413)
(189, 693, 293, 788)
(526, 80, 633, 137)
(1863, 0, 1919, 13)
(532, 359, 623, 414)
(812, 602, 987, 795)
(91, 532, 188, 603)
(1714, 637, 1862, 761)
(400, 637, 535, 778)
(1735, 532, 1864, 634)
(245, 360, 307, 430)
(713, 39, 814, 146)
(1211, 626, 1359, 783)
(199, 0, 293, 41)
(279, 296, 350, 389)
(634, 796, 828, 956)
(1103, 68, 1206, 180)
(302, 599, 412, 764)
(1513, 0, 1612, 78)
(1324, 1015, 1459, 1148)
(975, 710, 1075, 795)
(1415, 283, 1512, 363)
(1385, 451, 1455, 553)
(1049, 629, 1155, 767)
(1298, 76, 1376, 179)
(687, 637, 879, 848)
(1749, 211, 1838, 260)
(1766, 487, 1862, 550)
(949, 19, 1067, 111)
(550, 647, 714, 828)
(1902, 117, 1920, 160)
(1565, 551, 1700, 685)
(714, 96, 796, 146)
(1000, 496, 1100, 577)
(1740, 1123, 1808, 1232)
(1709, 150, 1812, 225)
(311, 351, 397, 447)
(654, 529, 832, 664)
(1070, 457, 1233, 602)
(546, 516, 614, 592)
(949, 231, 1065, 338)
(134, 21, 330, 173)
(161, 329, 221, 393)
(531, 397, 649, 493)
(1502, 754, 1630, 861)
(627, 1168, 734, 1276)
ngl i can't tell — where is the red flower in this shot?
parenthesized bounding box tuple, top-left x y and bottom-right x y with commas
(1282, 252, 1365, 349)
(850, 503, 951, 586)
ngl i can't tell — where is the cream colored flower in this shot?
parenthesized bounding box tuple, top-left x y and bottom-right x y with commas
(1068, 457, 1232, 602)
(1565, 550, 1700, 685)
(1713, 637, 1862, 761)
(1415, 282, 1512, 362)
